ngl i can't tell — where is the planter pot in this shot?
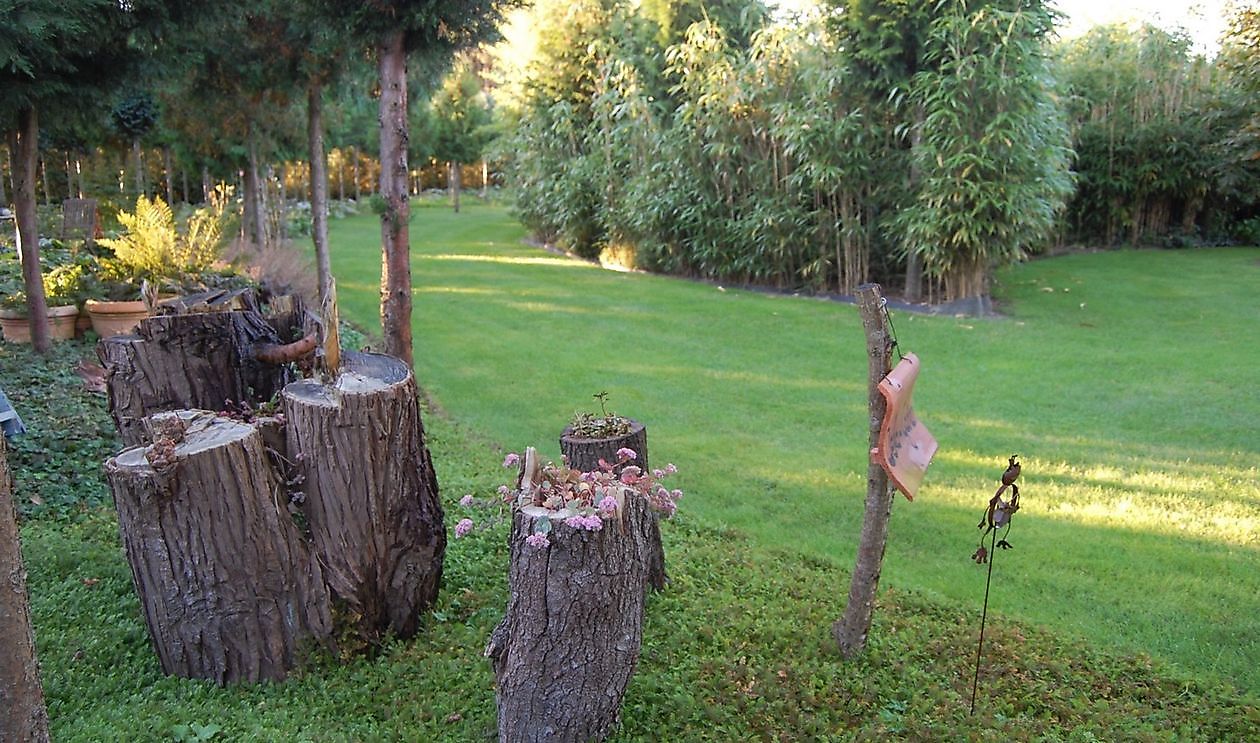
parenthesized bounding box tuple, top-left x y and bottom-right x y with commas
(0, 305, 80, 343)
(85, 299, 150, 338)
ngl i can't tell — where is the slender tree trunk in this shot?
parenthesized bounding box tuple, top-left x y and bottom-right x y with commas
(481, 159, 488, 199)
(163, 146, 175, 206)
(450, 161, 461, 213)
(309, 81, 332, 307)
(0, 144, 8, 205)
(39, 156, 51, 205)
(0, 439, 51, 742)
(132, 138, 144, 197)
(377, 28, 413, 367)
(244, 133, 267, 247)
(351, 145, 361, 201)
(64, 152, 74, 201)
(834, 284, 896, 658)
(76, 154, 86, 200)
(14, 107, 51, 353)
(202, 166, 211, 204)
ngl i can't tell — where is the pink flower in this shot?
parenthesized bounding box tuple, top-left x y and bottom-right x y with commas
(525, 533, 549, 549)
(597, 457, 615, 472)
(503, 453, 520, 468)
(454, 518, 474, 538)
(458, 494, 474, 507)
(497, 484, 512, 502)
(653, 469, 665, 478)
(565, 514, 604, 531)
(619, 465, 642, 485)
(616, 447, 638, 461)
(598, 495, 618, 515)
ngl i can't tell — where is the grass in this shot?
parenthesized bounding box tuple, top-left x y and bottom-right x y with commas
(4, 198, 1257, 739)
(326, 200, 1260, 694)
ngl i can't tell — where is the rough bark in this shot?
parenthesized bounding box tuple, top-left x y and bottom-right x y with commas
(560, 420, 665, 591)
(97, 310, 294, 447)
(0, 438, 51, 742)
(14, 106, 51, 354)
(282, 352, 444, 641)
(485, 494, 652, 743)
(308, 80, 332, 308)
(377, 29, 414, 368)
(834, 283, 896, 659)
(106, 412, 334, 685)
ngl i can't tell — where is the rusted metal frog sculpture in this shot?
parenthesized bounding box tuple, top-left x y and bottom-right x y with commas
(972, 455, 1021, 564)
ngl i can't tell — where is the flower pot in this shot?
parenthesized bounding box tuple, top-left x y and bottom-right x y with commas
(0, 305, 80, 343)
(86, 299, 150, 338)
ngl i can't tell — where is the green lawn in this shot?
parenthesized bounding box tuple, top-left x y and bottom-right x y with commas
(7, 199, 1258, 740)
(330, 200, 1260, 692)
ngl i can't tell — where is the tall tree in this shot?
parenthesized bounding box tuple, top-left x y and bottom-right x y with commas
(0, 0, 177, 352)
(314, 0, 517, 367)
(0, 438, 50, 742)
(429, 61, 494, 213)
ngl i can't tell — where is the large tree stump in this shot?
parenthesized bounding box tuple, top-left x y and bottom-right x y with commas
(282, 352, 445, 641)
(105, 412, 334, 685)
(1, 438, 50, 741)
(485, 494, 653, 743)
(560, 420, 666, 591)
(98, 311, 294, 447)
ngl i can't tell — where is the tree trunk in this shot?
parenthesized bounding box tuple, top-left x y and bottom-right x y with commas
(308, 80, 332, 307)
(14, 106, 51, 354)
(282, 352, 444, 641)
(202, 166, 211, 204)
(131, 138, 145, 197)
(0, 145, 8, 205)
(106, 412, 335, 685)
(834, 284, 896, 659)
(39, 156, 51, 205)
(377, 29, 414, 367)
(485, 493, 652, 743)
(481, 159, 489, 199)
(559, 420, 665, 591)
(0, 439, 51, 742)
(351, 145, 361, 201)
(163, 146, 175, 206)
(97, 309, 295, 447)
(450, 161, 461, 213)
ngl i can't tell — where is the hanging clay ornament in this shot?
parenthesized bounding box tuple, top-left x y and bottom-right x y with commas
(871, 353, 938, 500)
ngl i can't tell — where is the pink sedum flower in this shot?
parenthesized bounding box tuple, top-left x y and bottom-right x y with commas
(616, 447, 638, 461)
(565, 514, 604, 531)
(598, 495, 619, 515)
(525, 533, 550, 549)
(619, 465, 642, 485)
(459, 494, 474, 507)
(454, 518, 474, 538)
(503, 452, 520, 468)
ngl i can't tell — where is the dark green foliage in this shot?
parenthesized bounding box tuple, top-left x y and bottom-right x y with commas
(111, 93, 159, 141)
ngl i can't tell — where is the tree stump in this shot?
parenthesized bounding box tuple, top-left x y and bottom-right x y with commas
(282, 352, 445, 641)
(560, 420, 666, 591)
(485, 494, 653, 743)
(1, 438, 50, 741)
(98, 311, 294, 447)
(105, 412, 334, 685)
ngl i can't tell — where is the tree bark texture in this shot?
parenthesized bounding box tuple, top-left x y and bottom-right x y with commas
(308, 80, 333, 308)
(282, 352, 444, 641)
(98, 311, 294, 447)
(106, 412, 334, 685)
(559, 421, 665, 591)
(834, 283, 896, 659)
(377, 29, 414, 368)
(0, 438, 51, 742)
(485, 495, 652, 743)
(14, 106, 51, 354)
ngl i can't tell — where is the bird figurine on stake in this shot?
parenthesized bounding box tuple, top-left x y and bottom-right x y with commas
(969, 455, 1024, 715)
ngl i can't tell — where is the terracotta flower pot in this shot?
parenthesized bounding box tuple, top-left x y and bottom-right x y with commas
(85, 299, 151, 338)
(0, 305, 80, 343)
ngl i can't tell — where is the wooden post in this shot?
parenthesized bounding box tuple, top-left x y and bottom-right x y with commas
(0, 438, 51, 741)
(833, 283, 896, 658)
